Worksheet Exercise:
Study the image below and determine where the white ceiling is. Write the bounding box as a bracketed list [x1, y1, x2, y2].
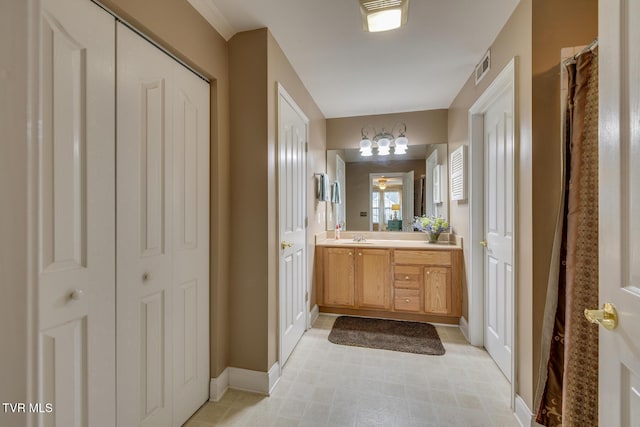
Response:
[191, 0, 520, 118]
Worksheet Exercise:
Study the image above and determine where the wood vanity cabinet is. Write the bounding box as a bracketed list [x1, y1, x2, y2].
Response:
[355, 249, 390, 310]
[317, 245, 462, 323]
[318, 247, 390, 310]
[322, 247, 355, 307]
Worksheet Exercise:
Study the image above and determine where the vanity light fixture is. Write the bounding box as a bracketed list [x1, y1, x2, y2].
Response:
[359, 122, 409, 156]
[360, 0, 409, 33]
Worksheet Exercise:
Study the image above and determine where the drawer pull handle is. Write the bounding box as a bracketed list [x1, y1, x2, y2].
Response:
[358, 253, 362, 256]
[405, 298, 410, 303]
[404, 276, 410, 280]
[348, 252, 352, 256]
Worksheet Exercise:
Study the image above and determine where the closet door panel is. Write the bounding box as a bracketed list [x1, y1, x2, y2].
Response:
[117, 22, 210, 427]
[171, 63, 210, 427]
[117, 23, 174, 427]
[38, 0, 115, 426]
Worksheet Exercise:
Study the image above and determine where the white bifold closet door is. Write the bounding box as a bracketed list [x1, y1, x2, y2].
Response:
[116, 23, 210, 427]
[38, 0, 116, 426]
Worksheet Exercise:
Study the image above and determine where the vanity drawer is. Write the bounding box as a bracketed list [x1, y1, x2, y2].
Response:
[394, 250, 451, 266]
[394, 289, 421, 312]
[394, 266, 421, 289]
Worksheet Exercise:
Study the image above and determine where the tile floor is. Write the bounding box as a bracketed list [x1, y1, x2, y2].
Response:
[184, 315, 518, 427]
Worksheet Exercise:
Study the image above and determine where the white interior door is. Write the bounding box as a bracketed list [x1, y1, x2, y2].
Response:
[38, 0, 116, 425]
[402, 171, 414, 231]
[483, 87, 514, 382]
[278, 85, 308, 366]
[117, 23, 209, 427]
[599, 1, 640, 424]
[336, 154, 346, 228]
[425, 152, 437, 217]
[169, 40, 210, 426]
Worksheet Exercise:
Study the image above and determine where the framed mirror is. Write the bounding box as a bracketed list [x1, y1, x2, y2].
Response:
[326, 143, 448, 232]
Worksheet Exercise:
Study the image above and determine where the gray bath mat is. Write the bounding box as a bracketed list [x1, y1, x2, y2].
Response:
[328, 316, 445, 355]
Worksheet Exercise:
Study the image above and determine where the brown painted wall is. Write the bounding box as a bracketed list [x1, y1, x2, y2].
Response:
[267, 31, 327, 368]
[100, 0, 231, 377]
[448, 0, 534, 406]
[229, 29, 326, 372]
[345, 160, 426, 231]
[228, 29, 270, 371]
[326, 109, 448, 150]
[0, 2, 30, 425]
[448, 0, 597, 410]
[531, 0, 597, 403]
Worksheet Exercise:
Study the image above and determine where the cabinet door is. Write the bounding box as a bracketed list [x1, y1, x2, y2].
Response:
[324, 248, 355, 307]
[356, 249, 391, 309]
[424, 267, 452, 314]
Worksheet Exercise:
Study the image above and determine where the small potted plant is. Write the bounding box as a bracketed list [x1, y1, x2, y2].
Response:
[413, 215, 449, 243]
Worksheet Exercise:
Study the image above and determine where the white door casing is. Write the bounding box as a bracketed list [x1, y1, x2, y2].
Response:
[402, 171, 414, 231]
[426, 151, 437, 217]
[38, 0, 116, 425]
[116, 23, 210, 427]
[468, 59, 517, 407]
[336, 154, 346, 227]
[278, 84, 308, 367]
[599, 1, 640, 425]
[483, 86, 514, 382]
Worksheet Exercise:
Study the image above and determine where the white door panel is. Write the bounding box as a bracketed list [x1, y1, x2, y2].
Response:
[38, 0, 115, 426]
[599, 0, 640, 424]
[483, 88, 514, 381]
[279, 87, 308, 366]
[117, 24, 173, 427]
[171, 61, 210, 426]
[117, 23, 209, 427]
[402, 171, 414, 231]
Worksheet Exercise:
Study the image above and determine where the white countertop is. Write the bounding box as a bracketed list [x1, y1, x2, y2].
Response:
[315, 232, 462, 250]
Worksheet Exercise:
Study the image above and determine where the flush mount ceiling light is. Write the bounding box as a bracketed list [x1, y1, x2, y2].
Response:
[360, 0, 409, 33]
[359, 122, 409, 156]
[377, 177, 388, 190]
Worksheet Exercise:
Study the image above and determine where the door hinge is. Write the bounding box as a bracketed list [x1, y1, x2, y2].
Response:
[305, 216, 308, 228]
[305, 142, 309, 153]
[305, 291, 309, 302]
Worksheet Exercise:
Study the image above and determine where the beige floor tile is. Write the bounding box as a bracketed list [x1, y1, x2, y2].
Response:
[183, 315, 516, 427]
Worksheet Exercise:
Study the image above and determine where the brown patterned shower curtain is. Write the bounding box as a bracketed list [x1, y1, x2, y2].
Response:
[536, 47, 599, 426]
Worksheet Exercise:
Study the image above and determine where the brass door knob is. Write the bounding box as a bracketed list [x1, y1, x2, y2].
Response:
[480, 240, 488, 247]
[281, 241, 294, 250]
[584, 302, 618, 330]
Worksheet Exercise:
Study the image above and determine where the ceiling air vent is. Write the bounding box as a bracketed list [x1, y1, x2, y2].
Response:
[475, 49, 491, 86]
[450, 145, 467, 201]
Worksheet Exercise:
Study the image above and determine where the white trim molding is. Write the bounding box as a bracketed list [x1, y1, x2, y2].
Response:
[310, 304, 320, 327]
[514, 394, 544, 427]
[218, 362, 281, 396]
[459, 316, 470, 343]
[209, 368, 230, 402]
[187, 0, 236, 41]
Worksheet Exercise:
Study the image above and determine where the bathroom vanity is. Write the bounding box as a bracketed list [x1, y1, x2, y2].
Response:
[315, 234, 463, 324]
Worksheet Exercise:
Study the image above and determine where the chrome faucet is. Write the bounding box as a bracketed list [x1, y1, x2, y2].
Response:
[353, 234, 366, 242]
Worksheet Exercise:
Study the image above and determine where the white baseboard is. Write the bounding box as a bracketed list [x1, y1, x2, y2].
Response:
[267, 362, 281, 394]
[459, 316, 470, 343]
[514, 394, 543, 427]
[223, 362, 281, 396]
[209, 368, 229, 402]
[309, 304, 319, 327]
